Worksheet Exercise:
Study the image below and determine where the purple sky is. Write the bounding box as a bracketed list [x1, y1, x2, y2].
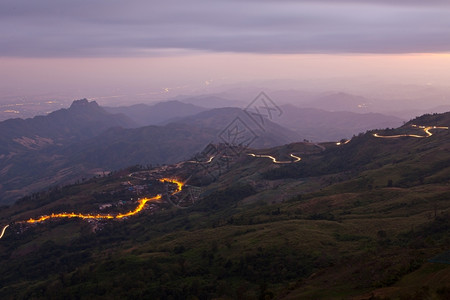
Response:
[1, 0, 450, 104]
[2, 0, 450, 56]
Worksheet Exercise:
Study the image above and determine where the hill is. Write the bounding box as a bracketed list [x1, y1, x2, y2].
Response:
[0, 111, 448, 299]
[277, 104, 404, 141]
[173, 107, 301, 148]
[104, 100, 207, 126]
[0, 99, 136, 155]
[60, 107, 301, 171]
[299, 92, 372, 112]
[0, 104, 301, 204]
[177, 94, 246, 108]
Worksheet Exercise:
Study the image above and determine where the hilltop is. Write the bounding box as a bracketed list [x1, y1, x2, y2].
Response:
[0, 111, 449, 299]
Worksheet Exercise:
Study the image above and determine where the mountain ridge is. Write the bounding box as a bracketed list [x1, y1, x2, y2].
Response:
[104, 100, 207, 126]
[0, 101, 303, 204]
[0, 110, 448, 299]
[0, 98, 136, 155]
[277, 103, 404, 141]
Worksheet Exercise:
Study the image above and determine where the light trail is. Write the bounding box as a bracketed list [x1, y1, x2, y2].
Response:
[187, 156, 215, 164]
[160, 178, 184, 195]
[336, 140, 350, 146]
[25, 213, 114, 223]
[373, 125, 448, 139]
[248, 153, 301, 164]
[373, 133, 426, 139]
[115, 195, 161, 219]
[0, 225, 9, 239]
[20, 178, 183, 224]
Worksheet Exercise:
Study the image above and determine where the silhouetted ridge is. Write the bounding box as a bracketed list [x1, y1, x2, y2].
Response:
[69, 99, 101, 111]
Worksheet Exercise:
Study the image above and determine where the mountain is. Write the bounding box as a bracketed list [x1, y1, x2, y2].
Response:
[0, 111, 448, 299]
[0, 99, 136, 155]
[177, 94, 246, 108]
[0, 99, 136, 203]
[172, 107, 301, 148]
[104, 100, 207, 126]
[299, 92, 373, 112]
[60, 123, 219, 170]
[0, 105, 300, 204]
[277, 104, 404, 141]
[63, 107, 301, 171]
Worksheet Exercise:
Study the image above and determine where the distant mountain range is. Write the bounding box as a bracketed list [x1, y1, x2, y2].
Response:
[104, 100, 207, 126]
[0, 99, 136, 156]
[0, 100, 299, 204]
[298, 92, 373, 113]
[0, 98, 421, 203]
[277, 104, 404, 141]
[176, 94, 246, 108]
[171, 107, 301, 148]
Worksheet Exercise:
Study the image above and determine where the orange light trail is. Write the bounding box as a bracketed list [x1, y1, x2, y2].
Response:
[115, 195, 161, 219]
[160, 178, 184, 194]
[26, 212, 115, 223]
[20, 178, 184, 224]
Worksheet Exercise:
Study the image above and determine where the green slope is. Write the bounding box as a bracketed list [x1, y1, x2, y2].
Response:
[0, 112, 449, 299]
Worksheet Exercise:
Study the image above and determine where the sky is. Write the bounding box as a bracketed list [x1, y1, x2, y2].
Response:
[1, 0, 450, 104]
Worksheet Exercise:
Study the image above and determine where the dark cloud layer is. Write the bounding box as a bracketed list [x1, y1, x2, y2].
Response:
[1, 0, 450, 57]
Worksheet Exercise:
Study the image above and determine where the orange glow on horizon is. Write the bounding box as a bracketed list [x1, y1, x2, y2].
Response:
[3, 52, 450, 101]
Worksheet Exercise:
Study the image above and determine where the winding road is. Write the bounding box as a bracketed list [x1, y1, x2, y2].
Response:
[187, 156, 215, 164]
[247, 153, 301, 164]
[373, 124, 448, 139]
[15, 178, 183, 225]
[3, 123, 447, 236]
[247, 124, 448, 164]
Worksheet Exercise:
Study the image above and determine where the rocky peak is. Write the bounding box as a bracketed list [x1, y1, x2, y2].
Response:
[69, 99, 100, 111]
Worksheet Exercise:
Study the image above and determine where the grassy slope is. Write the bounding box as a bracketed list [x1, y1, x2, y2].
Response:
[0, 113, 449, 299]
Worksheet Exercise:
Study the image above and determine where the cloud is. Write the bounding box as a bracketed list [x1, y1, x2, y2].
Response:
[1, 0, 450, 57]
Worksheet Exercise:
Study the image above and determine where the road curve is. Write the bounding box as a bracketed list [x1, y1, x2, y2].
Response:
[373, 125, 448, 139]
[20, 178, 183, 225]
[187, 156, 215, 164]
[0, 224, 9, 239]
[248, 153, 301, 164]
